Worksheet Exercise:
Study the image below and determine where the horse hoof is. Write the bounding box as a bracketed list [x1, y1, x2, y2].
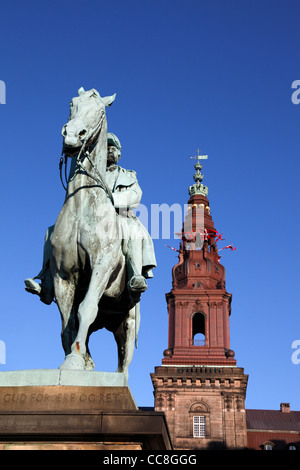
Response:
[59, 353, 85, 370]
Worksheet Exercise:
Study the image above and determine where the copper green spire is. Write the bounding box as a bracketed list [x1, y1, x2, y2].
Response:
[188, 149, 208, 197]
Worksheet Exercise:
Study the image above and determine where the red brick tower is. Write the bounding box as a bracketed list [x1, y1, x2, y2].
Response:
[151, 152, 248, 450]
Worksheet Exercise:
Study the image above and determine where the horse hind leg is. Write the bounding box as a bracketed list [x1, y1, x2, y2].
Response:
[113, 303, 140, 378]
[83, 333, 95, 370]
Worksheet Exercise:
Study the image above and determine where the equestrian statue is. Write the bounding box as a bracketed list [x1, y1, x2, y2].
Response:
[24, 87, 156, 375]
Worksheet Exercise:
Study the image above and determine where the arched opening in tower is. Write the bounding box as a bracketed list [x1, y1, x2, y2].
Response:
[192, 312, 205, 346]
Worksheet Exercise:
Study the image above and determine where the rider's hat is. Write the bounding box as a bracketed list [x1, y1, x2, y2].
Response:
[107, 133, 121, 150]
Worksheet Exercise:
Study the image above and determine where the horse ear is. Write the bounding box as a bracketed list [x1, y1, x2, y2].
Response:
[102, 93, 116, 107]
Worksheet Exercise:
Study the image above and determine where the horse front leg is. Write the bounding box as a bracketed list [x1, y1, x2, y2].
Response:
[59, 258, 114, 370]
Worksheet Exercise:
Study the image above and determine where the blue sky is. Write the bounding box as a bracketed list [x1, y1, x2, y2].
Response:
[1, 0, 300, 411]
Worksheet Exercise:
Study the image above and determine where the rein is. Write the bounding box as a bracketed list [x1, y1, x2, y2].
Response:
[59, 113, 114, 204]
[59, 152, 68, 191]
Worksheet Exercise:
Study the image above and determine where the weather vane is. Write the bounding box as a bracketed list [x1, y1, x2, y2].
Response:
[188, 148, 208, 197]
[190, 148, 208, 163]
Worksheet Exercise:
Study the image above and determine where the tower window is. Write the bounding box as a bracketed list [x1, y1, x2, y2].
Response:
[193, 415, 206, 438]
[192, 312, 205, 346]
[189, 402, 210, 438]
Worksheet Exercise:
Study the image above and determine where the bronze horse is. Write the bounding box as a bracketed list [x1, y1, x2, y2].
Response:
[50, 88, 140, 374]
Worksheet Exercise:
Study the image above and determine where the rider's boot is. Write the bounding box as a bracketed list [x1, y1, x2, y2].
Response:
[24, 278, 41, 296]
[127, 275, 147, 305]
[128, 275, 148, 294]
[24, 271, 54, 305]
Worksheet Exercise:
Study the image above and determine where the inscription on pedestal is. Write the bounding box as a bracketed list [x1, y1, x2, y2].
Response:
[0, 386, 136, 412]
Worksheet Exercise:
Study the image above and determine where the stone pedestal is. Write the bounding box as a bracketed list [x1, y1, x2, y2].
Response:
[0, 370, 172, 450]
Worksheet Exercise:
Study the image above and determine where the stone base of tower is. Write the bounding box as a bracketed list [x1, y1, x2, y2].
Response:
[151, 365, 248, 450]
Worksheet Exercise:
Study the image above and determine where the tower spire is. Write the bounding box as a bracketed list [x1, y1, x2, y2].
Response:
[178, 149, 216, 254]
[161, 152, 236, 365]
[189, 149, 208, 197]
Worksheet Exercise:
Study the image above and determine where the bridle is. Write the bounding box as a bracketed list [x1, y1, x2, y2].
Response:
[59, 111, 114, 204]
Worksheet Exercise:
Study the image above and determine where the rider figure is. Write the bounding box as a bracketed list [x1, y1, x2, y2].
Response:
[25, 133, 156, 304]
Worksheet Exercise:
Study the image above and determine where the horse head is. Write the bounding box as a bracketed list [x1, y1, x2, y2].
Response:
[62, 87, 116, 152]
